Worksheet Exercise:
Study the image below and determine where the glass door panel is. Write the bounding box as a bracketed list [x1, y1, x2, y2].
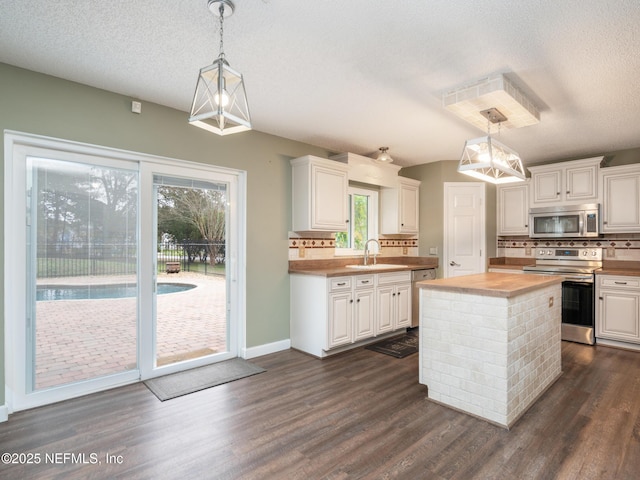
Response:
[153, 175, 229, 368]
[27, 157, 138, 391]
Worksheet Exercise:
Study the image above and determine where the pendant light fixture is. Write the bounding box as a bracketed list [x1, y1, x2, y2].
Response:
[189, 0, 251, 135]
[457, 108, 526, 184]
[375, 147, 394, 163]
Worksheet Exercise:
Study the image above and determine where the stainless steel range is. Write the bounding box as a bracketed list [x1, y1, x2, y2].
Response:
[523, 247, 602, 345]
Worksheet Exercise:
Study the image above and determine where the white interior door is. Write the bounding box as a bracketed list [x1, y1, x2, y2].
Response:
[443, 182, 486, 278]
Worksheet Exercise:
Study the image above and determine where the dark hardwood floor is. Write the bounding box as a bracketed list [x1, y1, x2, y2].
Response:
[1, 341, 639, 479]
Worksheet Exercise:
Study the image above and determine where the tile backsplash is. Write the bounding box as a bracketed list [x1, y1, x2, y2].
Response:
[498, 234, 640, 261]
[288, 233, 419, 260]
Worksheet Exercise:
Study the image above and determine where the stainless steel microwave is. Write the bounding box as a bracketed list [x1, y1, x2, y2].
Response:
[529, 204, 600, 238]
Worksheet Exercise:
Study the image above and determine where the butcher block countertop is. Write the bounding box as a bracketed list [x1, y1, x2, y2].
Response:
[487, 257, 534, 271]
[418, 272, 562, 298]
[288, 257, 438, 277]
[597, 260, 640, 277]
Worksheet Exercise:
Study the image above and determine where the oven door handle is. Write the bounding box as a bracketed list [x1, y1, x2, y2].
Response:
[562, 275, 594, 283]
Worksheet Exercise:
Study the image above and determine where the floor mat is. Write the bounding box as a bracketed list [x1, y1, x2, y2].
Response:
[365, 330, 418, 358]
[144, 358, 265, 401]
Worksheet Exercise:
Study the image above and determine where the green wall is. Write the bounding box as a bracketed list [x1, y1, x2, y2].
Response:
[0, 63, 331, 405]
[401, 160, 497, 276]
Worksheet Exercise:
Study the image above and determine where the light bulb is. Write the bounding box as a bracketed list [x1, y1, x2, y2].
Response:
[214, 89, 229, 107]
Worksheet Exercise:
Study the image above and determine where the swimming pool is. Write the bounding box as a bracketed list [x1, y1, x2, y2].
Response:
[36, 283, 197, 301]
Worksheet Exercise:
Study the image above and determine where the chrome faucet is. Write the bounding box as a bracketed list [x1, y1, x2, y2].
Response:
[363, 239, 380, 266]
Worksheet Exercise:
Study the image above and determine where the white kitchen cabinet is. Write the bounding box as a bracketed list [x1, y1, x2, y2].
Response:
[529, 157, 602, 206]
[353, 286, 376, 341]
[600, 164, 640, 233]
[596, 275, 640, 345]
[291, 155, 349, 232]
[379, 177, 421, 234]
[376, 271, 411, 334]
[496, 182, 530, 235]
[327, 289, 353, 349]
[290, 272, 409, 357]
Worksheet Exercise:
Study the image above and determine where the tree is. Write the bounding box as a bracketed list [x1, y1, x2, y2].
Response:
[156, 186, 226, 265]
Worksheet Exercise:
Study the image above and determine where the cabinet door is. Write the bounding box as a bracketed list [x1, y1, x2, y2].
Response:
[532, 170, 562, 204]
[312, 164, 349, 231]
[566, 165, 598, 202]
[394, 284, 412, 329]
[602, 171, 640, 233]
[497, 183, 529, 235]
[399, 183, 419, 233]
[597, 290, 640, 343]
[353, 289, 375, 341]
[376, 286, 394, 334]
[327, 291, 353, 349]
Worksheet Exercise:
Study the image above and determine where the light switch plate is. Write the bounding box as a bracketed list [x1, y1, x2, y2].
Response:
[429, 247, 438, 255]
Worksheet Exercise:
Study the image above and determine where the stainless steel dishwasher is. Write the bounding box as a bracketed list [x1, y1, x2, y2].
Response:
[411, 268, 436, 327]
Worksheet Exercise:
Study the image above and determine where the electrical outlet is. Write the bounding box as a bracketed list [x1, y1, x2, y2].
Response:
[607, 246, 615, 258]
[525, 246, 532, 256]
[429, 247, 438, 255]
[402, 246, 408, 255]
[299, 245, 305, 258]
[549, 296, 554, 307]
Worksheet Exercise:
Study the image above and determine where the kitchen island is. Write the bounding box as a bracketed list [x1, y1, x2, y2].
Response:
[418, 272, 563, 429]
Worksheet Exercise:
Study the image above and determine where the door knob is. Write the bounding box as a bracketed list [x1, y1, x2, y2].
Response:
[449, 261, 460, 267]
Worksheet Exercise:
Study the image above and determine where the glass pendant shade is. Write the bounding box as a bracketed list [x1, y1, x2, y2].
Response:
[189, 57, 251, 135]
[458, 135, 526, 184]
[375, 147, 393, 163]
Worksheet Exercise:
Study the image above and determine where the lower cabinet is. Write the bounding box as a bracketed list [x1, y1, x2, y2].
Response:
[291, 271, 411, 357]
[376, 272, 411, 334]
[596, 275, 640, 345]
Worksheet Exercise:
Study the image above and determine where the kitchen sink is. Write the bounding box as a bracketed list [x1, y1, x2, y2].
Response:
[345, 264, 408, 270]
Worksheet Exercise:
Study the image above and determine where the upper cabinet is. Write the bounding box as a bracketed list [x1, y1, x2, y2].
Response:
[380, 177, 421, 234]
[528, 157, 602, 206]
[497, 181, 530, 235]
[600, 164, 640, 233]
[291, 156, 349, 232]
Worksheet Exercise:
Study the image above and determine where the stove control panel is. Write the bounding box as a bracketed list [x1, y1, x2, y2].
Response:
[535, 248, 602, 261]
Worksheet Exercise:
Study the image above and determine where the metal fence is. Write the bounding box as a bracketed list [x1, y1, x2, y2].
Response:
[37, 241, 225, 278]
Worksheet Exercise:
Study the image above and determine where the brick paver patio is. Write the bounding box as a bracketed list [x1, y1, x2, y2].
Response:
[35, 272, 226, 389]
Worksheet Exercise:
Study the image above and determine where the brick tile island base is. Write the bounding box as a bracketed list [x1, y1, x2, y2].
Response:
[418, 272, 563, 429]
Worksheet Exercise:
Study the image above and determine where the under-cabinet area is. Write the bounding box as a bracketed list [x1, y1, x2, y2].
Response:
[290, 270, 412, 357]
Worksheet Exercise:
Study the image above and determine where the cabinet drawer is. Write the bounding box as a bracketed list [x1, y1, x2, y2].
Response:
[329, 277, 352, 291]
[355, 275, 375, 289]
[599, 275, 640, 289]
[377, 271, 411, 285]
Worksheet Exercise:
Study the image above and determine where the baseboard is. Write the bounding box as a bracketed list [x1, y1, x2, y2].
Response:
[596, 337, 640, 352]
[242, 339, 291, 359]
[0, 403, 8, 423]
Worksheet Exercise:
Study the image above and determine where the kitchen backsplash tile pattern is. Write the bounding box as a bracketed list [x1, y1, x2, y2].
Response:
[288, 234, 419, 260]
[498, 234, 640, 261]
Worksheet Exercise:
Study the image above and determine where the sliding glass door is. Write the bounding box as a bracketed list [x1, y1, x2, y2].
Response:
[146, 171, 235, 375]
[27, 157, 139, 392]
[6, 133, 244, 411]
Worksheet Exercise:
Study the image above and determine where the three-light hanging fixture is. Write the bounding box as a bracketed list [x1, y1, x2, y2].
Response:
[457, 108, 526, 184]
[189, 0, 251, 135]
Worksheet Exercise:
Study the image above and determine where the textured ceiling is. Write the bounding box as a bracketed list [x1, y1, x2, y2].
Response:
[1, 0, 640, 167]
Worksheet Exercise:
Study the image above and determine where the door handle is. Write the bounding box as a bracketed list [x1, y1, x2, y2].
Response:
[449, 261, 460, 267]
